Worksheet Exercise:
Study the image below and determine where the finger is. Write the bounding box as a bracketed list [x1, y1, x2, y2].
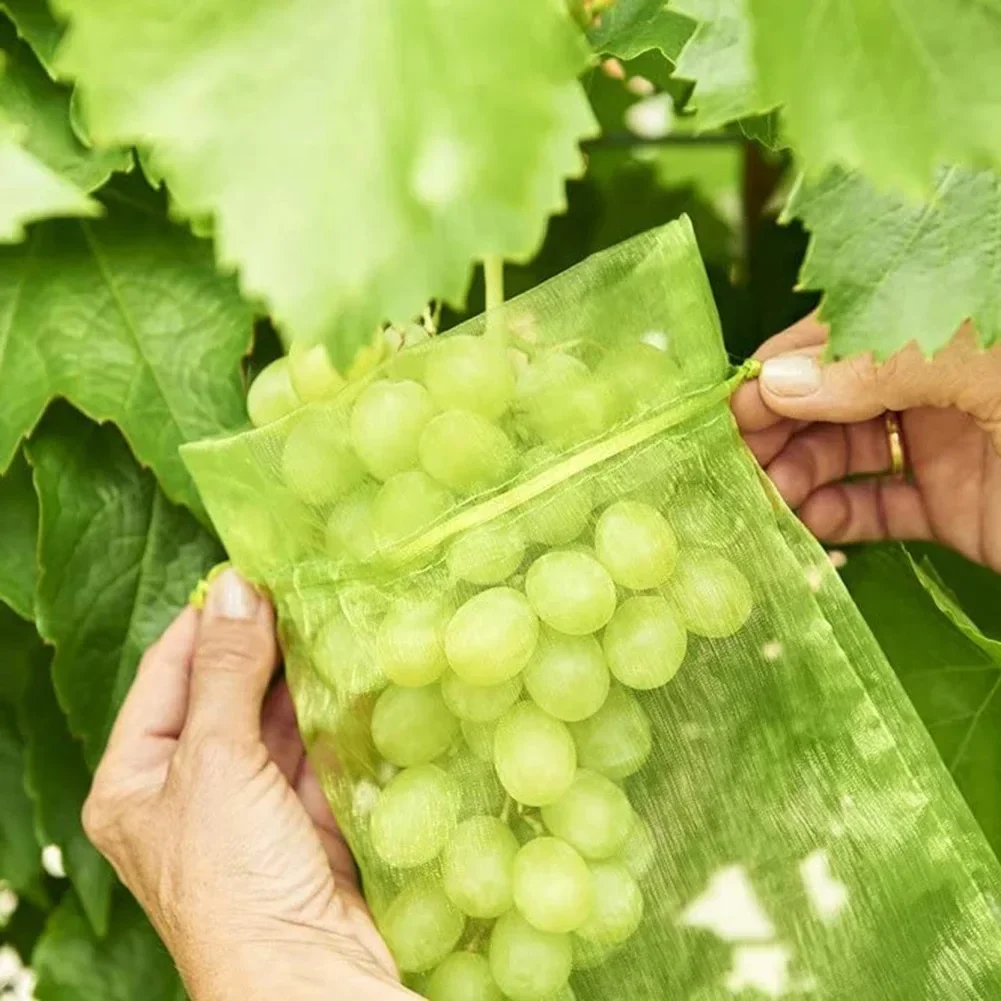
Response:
[766, 419, 891, 508]
[261, 678, 304, 784]
[753, 313, 829, 360]
[799, 481, 933, 545]
[184, 569, 278, 743]
[104, 606, 200, 762]
[294, 761, 358, 889]
[742, 421, 798, 467]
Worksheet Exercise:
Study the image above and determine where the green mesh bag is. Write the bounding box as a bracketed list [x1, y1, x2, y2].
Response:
[182, 219, 1001, 1000]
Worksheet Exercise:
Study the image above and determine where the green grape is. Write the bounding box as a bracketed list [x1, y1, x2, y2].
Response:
[419, 411, 517, 495]
[281, 410, 366, 506]
[377, 596, 452, 686]
[350, 379, 436, 480]
[441, 670, 523, 722]
[667, 486, 744, 548]
[569, 686, 651, 781]
[461, 719, 498, 762]
[571, 934, 617, 970]
[380, 879, 465, 973]
[449, 751, 506, 817]
[521, 485, 594, 546]
[288, 342, 345, 403]
[489, 911, 572, 1001]
[594, 500, 679, 590]
[667, 550, 752, 638]
[494, 704, 576, 807]
[541, 770, 632, 861]
[370, 765, 458, 868]
[371, 471, 453, 548]
[596, 341, 681, 415]
[524, 629, 610, 722]
[372, 685, 459, 767]
[325, 483, 379, 561]
[602, 596, 687, 690]
[513, 837, 594, 934]
[616, 814, 656, 879]
[447, 519, 526, 585]
[576, 862, 643, 946]
[525, 551, 617, 636]
[427, 952, 503, 1001]
[247, 356, 302, 427]
[314, 614, 386, 696]
[442, 816, 518, 918]
[423, 334, 515, 420]
[445, 587, 539, 685]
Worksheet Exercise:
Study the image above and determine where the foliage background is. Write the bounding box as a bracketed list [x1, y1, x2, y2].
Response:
[1, 0, 1001, 996]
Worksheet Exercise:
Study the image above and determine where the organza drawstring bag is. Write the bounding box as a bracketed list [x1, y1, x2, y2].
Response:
[182, 218, 1001, 1000]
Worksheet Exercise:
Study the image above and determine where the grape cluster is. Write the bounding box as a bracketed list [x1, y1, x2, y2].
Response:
[251, 332, 752, 1001]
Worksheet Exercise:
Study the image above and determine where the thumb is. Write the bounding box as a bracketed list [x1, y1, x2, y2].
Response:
[186, 568, 278, 742]
[757, 323, 1001, 425]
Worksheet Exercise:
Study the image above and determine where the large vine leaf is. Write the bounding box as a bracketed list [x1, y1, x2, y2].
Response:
[0, 449, 37, 620]
[789, 166, 1001, 359]
[0, 179, 253, 517]
[27, 406, 222, 769]
[0, 17, 129, 191]
[588, 0, 695, 61]
[843, 545, 1001, 856]
[747, 0, 1001, 191]
[53, 0, 597, 367]
[0, 603, 39, 703]
[0, 0, 62, 74]
[0, 702, 43, 902]
[33, 890, 185, 1001]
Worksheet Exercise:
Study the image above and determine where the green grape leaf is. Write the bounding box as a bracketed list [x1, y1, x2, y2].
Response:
[0, 603, 39, 703]
[33, 890, 185, 1001]
[27, 406, 222, 769]
[54, 0, 597, 368]
[0, 449, 38, 620]
[0, 702, 43, 902]
[0, 18, 129, 191]
[673, 0, 770, 130]
[0, 180, 253, 518]
[789, 166, 1001, 359]
[588, 0, 695, 61]
[20, 654, 114, 936]
[0, 0, 62, 74]
[747, 0, 1001, 191]
[843, 545, 1001, 856]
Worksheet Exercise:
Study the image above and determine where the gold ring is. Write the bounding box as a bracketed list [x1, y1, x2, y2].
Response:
[884, 411, 907, 480]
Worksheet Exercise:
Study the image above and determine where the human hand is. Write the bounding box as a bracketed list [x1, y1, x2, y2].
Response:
[731, 316, 1001, 572]
[82, 569, 416, 1001]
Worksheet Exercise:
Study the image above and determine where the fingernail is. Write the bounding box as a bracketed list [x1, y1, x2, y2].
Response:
[761, 353, 821, 396]
[207, 569, 259, 621]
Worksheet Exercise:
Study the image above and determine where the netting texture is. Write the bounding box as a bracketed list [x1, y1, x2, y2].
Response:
[183, 220, 1001, 1000]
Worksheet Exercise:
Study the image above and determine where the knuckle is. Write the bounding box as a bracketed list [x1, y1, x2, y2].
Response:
[194, 628, 262, 677]
[81, 783, 122, 849]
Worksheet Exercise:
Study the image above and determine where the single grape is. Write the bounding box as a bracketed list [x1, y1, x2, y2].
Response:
[489, 911, 572, 1001]
[350, 379, 436, 481]
[541, 770, 632, 861]
[288, 342, 345, 403]
[569, 686, 651, 781]
[370, 765, 458, 868]
[441, 670, 523, 722]
[513, 837, 594, 934]
[461, 719, 498, 762]
[616, 814, 656, 879]
[517, 448, 594, 546]
[667, 486, 744, 548]
[445, 588, 539, 686]
[419, 411, 517, 495]
[379, 879, 465, 973]
[525, 551, 617, 636]
[524, 629, 610, 722]
[371, 471, 452, 548]
[377, 596, 452, 686]
[442, 816, 518, 918]
[314, 614, 386, 696]
[667, 551, 752, 638]
[571, 934, 617, 970]
[247, 356, 302, 427]
[494, 704, 576, 807]
[447, 519, 526, 585]
[449, 751, 506, 817]
[372, 685, 459, 767]
[423, 334, 515, 420]
[594, 500, 679, 590]
[426, 952, 503, 1001]
[281, 410, 366, 506]
[602, 596, 687, 690]
[325, 483, 379, 561]
[576, 862, 643, 946]
[596, 341, 681, 415]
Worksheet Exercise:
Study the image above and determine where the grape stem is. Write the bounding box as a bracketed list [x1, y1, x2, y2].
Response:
[500, 795, 514, 824]
[483, 256, 505, 312]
